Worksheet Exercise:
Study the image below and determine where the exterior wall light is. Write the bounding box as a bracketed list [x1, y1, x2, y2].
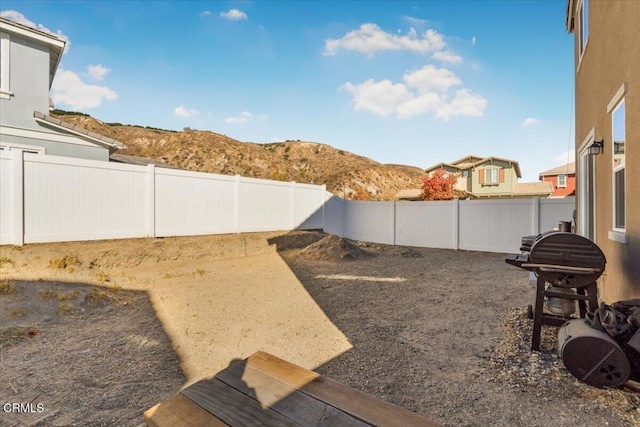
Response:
[588, 140, 604, 156]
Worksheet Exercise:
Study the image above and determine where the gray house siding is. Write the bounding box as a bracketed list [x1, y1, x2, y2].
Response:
[0, 22, 112, 162]
[0, 36, 49, 129]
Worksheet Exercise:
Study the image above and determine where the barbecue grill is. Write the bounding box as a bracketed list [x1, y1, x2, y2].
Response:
[505, 230, 604, 351]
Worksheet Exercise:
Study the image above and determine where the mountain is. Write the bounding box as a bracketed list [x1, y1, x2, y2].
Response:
[52, 112, 425, 200]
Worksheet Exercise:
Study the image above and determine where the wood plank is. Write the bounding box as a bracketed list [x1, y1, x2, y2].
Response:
[246, 352, 440, 427]
[215, 357, 370, 427]
[144, 393, 228, 427]
[180, 377, 300, 427]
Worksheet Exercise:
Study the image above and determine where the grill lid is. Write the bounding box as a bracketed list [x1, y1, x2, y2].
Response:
[528, 232, 606, 288]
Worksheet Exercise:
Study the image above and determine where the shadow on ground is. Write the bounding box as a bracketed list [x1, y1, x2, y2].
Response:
[0, 279, 185, 427]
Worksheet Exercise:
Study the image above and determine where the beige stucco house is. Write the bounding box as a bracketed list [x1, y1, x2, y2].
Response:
[396, 155, 552, 200]
[566, 0, 640, 302]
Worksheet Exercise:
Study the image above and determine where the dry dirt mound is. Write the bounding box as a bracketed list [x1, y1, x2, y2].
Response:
[296, 235, 373, 261]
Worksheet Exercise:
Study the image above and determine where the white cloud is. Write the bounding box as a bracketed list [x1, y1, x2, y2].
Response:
[472, 36, 477, 45]
[522, 117, 542, 127]
[403, 65, 461, 93]
[199, 10, 211, 18]
[51, 67, 117, 110]
[174, 105, 200, 118]
[86, 64, 110, 81]
[436, 89, 487, 120]
[341, 80, 413, 117]
[554, 149, 575, 164]
[402, 16, 427, 26]
[220, 8, 247, 21]
[324, 23, 445, 57]
[430, 50, 462, 64]
[341, 65, 486, 120]
[0, 10, 71, 52]
[225, 111, 253, 124]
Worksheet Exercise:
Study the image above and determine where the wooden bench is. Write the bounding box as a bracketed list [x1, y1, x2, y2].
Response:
[145, 351, 439, 426]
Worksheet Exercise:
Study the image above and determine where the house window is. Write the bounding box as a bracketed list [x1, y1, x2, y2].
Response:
[484, 168, 499, 185]
[558, 174, 567, 188]
[0, 32, 10, 98]
[578, 0, 589, 57]
[462, 170, 469, 178]
[612, 99, 625, 230]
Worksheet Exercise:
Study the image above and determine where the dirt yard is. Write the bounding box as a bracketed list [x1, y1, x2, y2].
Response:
[1, 231, 638, 426]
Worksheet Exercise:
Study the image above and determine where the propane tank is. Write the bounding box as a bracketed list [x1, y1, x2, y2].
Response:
[545, 285, 577, 315]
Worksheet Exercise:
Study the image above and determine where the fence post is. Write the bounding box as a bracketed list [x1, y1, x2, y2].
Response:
[321, 185, 326, 231]
[11, 150, 24, 246]
[392, 201, 397, 245]
[290, 181, 296, 230]
[147, 164, 156, 237]
[532, 197, 540, 235]
[235, 174, 241, 233]
[453, 198, 460, 250]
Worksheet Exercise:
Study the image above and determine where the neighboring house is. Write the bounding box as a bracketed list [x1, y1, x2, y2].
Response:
[566, 0, 639, 302]
[539, 162, 576, 197]
[395, 155, 552, 200]
[0, 17, 125, 160]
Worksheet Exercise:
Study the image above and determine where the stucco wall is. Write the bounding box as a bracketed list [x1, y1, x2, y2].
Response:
[0, 35, 50, 129]
[470, 159, 517, 194]
[573, 0, 640, 301]
[542, 174, 576, 197]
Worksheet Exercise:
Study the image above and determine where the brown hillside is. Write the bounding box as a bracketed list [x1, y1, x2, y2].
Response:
[53, 113, 425, 200]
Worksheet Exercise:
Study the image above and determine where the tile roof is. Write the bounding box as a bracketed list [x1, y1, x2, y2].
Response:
[539, 162, 576, 178]
[34, 111, 126, 151]
[109, 154, 178, 169]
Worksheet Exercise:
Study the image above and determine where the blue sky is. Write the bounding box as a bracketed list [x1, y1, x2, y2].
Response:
[1, 1, 576, 182]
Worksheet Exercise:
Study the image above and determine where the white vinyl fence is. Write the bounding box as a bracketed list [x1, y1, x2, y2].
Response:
[1, 150, 576, 253]
[0, 151, 325, 245]
[324, 195, 576, 254]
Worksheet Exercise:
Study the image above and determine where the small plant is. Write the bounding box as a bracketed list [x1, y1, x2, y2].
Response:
[58, 303, 74, 315]
[86, 287, 110, 305]
[10, 309, 27, 318]
[0, 257, 14, 267]
[0, 279, 16, 295]
[193, 269, 206, 277]
[40, 289, 56, 300]
[338, 150, 345, 155]
[284, 145, 291, 153]
[57, 291, 80, 301]
[95, 270, 110, 282]
[48, 255, 80, 269]
[0, 325, 38, 347]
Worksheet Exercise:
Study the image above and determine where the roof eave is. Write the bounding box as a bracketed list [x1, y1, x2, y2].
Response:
[566, 0, 576, 33]
[34, 112, 126, 153]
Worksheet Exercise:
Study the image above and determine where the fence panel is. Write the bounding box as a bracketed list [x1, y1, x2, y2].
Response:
[237, 177, 294, 233]
[540, 198, 575, 233]
[293, 183, 324, 230]
[323, 194, 345, 237]
[23, 154, 147, 243]
[395, 201, 456, 249]
[0, 153, 13, 244]
[458, 199, 534, 253]
[343, 200, 395, 244]
[155, 169, 236, 236]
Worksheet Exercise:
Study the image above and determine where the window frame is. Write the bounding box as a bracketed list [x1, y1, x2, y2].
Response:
[576, 0, 589, 71]
[484, 167, 499, 185]
[611, 98, 625, 233]
[0, 31, 10, 99]
[557, 174, 567, 188]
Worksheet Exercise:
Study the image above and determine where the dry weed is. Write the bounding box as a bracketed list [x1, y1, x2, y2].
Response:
[0, 257, 14, 267]
[57, 291, 80, 301]
[0, 325, 38, 347]
[40, 289, 56, 300]
[0, 279, 16, 295]
[58, 303, 74, 315]
[10, 308, 27, 318]
[48, 255, 80, 269]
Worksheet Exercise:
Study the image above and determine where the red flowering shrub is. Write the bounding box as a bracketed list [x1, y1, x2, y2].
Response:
[421, 168, 458, 200]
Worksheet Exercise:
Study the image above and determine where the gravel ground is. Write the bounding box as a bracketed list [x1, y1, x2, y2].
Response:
[276, 235, 639, 427]
[1, 231, 638, 426]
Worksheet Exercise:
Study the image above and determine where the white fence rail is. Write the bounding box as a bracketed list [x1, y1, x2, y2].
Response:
[324, 195, 575, 253]
[0, 151, 325, 245]
[1, 150, 575, 254]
